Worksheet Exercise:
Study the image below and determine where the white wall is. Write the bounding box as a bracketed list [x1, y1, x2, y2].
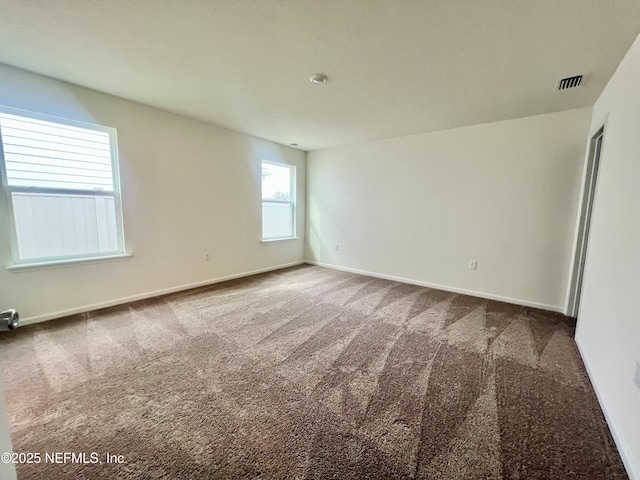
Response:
[306, 108, 591, 311]
[0, 64, 305, 323]
[575, 34, 640, 480]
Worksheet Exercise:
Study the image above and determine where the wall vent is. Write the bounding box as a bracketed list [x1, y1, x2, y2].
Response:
[556, 75, 583, 91]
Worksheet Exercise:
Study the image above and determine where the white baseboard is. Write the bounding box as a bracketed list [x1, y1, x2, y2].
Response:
[20, 260, 305, 326]
[575, 336, 638, 480]
[304, 260, 564, 313]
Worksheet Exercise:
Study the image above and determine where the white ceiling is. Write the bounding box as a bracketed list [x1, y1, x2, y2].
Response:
[1, 1, 639, 151]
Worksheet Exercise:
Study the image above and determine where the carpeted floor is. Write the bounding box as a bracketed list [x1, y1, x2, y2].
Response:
[0, 265, 627, 479]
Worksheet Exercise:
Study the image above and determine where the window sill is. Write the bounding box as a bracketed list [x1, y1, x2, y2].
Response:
[6, 253, 133, 273]
[260, 237, 299, 244]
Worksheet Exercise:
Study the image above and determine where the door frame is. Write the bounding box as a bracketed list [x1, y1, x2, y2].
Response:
[565, 120, 607, 318]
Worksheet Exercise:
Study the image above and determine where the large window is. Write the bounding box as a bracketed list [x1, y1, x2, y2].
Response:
[261, 161, 295, 240]
[0, 107, 126, 265]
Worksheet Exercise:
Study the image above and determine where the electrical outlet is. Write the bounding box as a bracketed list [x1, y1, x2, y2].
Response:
[634, 362, 640, 390]
[469, 260, 478, 270]
[204, 252, 210, 261]
[334, 244, 339, 252]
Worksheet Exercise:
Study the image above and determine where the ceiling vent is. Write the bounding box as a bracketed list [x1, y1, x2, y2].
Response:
[556, 75, 583, 91]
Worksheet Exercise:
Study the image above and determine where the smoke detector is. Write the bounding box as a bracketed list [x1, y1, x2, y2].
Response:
[556, 75, 584, 91]
[310, 73, 329, 85]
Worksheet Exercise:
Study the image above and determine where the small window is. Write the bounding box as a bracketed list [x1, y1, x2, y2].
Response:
[0, 107, 126, 264]
[262, 161, 295, 240]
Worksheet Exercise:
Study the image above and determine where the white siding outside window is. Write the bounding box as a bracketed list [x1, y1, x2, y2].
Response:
[0, 107, 125, 265]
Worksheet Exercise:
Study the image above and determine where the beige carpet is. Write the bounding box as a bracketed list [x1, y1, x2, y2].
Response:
[0, 265, 627, 479]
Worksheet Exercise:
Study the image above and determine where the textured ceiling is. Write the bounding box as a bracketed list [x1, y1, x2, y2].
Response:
[0, 0, 639, 151]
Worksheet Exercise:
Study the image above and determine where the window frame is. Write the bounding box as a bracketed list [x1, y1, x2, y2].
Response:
[0, 105, 127, 267]
[261, 160, 296, 242]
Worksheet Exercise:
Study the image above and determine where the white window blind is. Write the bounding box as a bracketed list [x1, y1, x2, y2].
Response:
[0, 107, 125, 264]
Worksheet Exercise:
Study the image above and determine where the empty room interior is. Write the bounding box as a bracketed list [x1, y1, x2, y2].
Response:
[1, 1, 640, 479]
